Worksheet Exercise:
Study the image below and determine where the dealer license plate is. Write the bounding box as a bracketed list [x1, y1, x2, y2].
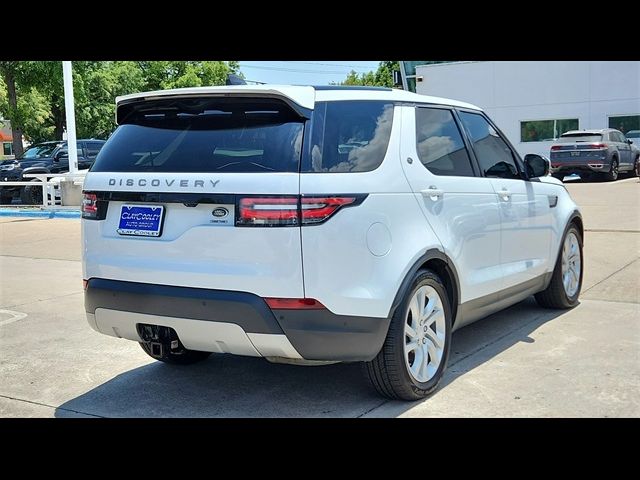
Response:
[117, 204, 165, 237]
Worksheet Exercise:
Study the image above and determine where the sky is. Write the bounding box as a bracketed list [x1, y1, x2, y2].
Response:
[237, 61, 381, 85]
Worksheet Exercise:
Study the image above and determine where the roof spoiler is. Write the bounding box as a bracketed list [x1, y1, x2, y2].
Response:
[226, 74, 246, 86]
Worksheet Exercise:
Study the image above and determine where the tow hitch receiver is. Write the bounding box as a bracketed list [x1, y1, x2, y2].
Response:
[137, 324, 185, 357]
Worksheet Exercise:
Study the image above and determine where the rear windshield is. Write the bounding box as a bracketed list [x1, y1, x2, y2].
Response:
[91, 98, 304, 173]
[558, 133, 602, 143]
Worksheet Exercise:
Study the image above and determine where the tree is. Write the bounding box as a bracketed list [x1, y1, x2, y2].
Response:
[0, 62, 25, 157]
[338, 61, 400, 88]
[0, 61, 241, 148]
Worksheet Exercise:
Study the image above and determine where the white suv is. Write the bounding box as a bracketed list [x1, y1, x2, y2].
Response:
[81, 85, 583, 400]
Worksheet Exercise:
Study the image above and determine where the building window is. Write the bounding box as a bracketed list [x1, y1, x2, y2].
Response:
[608, 115, 640, 135]
[520, 119, 579, 143]
[3, 142, 12, 156]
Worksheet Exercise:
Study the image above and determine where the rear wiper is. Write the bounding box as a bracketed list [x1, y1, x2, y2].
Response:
[215, 161, 275, 171]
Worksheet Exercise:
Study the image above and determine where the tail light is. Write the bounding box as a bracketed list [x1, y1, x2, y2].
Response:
[81, 193, 98, 219]
[550, 145, 562, 151]
[590, 143, 606, 149]
[264, 297, 326, 310]
[301, 196, 357, 224]
[236, 195, 365, 227]
[237, 196, 299, 226]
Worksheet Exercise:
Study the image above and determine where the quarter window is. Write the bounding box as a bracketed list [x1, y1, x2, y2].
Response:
[304, 101, 394, 173]
[459, 111, 520, 180]
[415, 107, 474, 177]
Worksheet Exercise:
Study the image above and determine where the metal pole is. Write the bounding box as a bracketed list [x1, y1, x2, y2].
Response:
[62, 61, 78, 174]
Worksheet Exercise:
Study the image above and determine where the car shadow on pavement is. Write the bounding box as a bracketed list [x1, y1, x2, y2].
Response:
[55, 297, 569, 418]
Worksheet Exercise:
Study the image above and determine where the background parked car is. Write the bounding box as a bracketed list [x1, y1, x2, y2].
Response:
[549, 129, 639, 181]
[0, 139, 105, 205]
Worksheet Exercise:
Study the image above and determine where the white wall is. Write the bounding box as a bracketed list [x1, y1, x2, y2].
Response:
[415, 61, 640, 158]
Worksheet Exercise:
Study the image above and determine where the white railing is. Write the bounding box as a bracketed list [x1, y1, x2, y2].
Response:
[0, 173, 85, 208]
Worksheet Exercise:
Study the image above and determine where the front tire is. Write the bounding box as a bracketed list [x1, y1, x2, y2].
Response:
[535, 224, 583, 309]
[0, 191, 12, 205]
[365, 269, 452, 401]
[20, 179, 44, 205]
[139, 342, 211, 365]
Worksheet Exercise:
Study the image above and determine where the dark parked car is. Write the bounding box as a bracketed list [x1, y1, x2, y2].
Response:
[549, 129, 639, 181]
[0, 139, 106, 204]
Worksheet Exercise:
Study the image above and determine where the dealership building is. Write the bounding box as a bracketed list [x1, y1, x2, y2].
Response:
[400, 61, 640, 158]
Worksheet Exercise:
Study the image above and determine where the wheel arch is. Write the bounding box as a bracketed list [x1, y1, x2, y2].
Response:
[388, 249, 461, 329]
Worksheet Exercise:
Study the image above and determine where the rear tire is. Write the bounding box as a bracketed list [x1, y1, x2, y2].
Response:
[634, 156, 640, 177]
[535, 224, 583, 309]
[365, 269, 452, 401]
[20, 179, 43, 205]
[139, 342, 211, 365]
[604, 158, 619, 181]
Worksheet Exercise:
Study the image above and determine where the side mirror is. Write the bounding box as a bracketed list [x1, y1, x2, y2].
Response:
[524, 153, 549, 178]
[628, 139, 633, 145]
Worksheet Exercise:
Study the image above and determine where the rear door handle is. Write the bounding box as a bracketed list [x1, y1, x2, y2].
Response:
[498, 188, 511, 201]
[421, 186, 444, 200]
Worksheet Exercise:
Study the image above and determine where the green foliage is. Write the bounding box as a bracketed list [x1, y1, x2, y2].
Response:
[0, 61, 239, 144]
[339, 61, 400, 88]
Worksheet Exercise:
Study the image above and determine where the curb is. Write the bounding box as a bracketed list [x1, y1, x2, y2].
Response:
[0, 209, 81, 219]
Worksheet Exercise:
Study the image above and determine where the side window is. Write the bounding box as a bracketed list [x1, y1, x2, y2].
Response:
[616, 132, 626, 143]
[86, 142, 103, 159]
[57, 142, 84, 158]
[415, 107, 474, 177]
[458, 111, 520, 180]
[304, 101, 394, 173]
[609, 132, 618, 142]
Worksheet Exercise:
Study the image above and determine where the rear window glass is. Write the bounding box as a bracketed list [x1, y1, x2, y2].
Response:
[558, 134, 602, 143]
[91, 98, 304, 173]
[303, 101, 394, 173]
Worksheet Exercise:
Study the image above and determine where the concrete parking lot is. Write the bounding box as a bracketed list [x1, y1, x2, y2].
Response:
[0, 177, 638, 417]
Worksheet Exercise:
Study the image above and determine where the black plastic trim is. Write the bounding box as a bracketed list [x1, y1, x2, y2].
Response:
[85, 278, 284, 335]
[388, 249, 461, 325]
[456, 273, 551, 329]
[274, 309, 389, 362]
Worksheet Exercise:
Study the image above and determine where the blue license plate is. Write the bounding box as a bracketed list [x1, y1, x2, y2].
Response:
[117, 204, 165, 237]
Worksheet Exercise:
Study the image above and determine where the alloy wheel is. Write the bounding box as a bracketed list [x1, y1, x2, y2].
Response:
[404, 285, 446, 383]
[561, 232, 581, 298]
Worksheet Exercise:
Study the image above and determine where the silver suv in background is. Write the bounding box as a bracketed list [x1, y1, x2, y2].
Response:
[549, 128, 639, 181]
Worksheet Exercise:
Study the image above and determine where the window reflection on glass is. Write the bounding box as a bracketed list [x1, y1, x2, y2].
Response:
[520, 119, 579, 142]
[415, 108, 474, 177]
[608, 115, 640, 136]
[459, 111, 520, 179]
[308, 101, 394, 173]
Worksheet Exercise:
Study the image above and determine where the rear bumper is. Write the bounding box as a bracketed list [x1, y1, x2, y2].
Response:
[84, 278, 388, 362]
[550, 163, 611, 174]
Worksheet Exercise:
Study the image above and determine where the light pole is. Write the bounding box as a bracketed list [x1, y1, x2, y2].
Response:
[62, 61, 78, 174]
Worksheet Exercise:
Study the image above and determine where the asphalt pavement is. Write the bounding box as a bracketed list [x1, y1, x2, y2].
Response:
[0, 176, 638, 417]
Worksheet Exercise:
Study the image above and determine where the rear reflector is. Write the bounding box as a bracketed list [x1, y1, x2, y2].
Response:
[264, 298, 326, 310]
